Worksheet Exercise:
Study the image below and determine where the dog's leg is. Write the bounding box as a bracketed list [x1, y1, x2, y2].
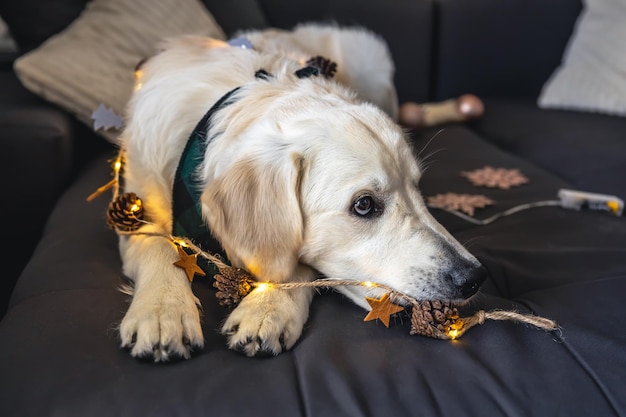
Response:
[118, 226, 204, 361]
[221, 264, 315, 357]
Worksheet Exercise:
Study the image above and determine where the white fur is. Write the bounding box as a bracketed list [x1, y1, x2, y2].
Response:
[117, 24, 483, 360]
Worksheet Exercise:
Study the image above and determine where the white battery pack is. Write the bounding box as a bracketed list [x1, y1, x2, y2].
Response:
[558, 189, 624, 216]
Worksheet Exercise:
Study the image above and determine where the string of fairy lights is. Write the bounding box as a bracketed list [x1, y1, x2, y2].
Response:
[86, 133, 559, 341]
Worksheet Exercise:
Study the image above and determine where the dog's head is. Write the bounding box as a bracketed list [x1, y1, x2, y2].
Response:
[200, 75, 485, 309]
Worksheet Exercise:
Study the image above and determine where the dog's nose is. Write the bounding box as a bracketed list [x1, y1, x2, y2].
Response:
[449, 264, 487, 299]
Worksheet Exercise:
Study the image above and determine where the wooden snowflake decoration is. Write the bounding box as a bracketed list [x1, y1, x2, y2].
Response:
[427, 193, 494, 216]
[461, 166, 529, 189]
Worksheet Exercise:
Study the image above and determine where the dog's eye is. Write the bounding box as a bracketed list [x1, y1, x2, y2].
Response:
[352, 195, 378, 217]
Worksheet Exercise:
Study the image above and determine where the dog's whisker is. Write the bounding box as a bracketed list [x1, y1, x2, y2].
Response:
[461, 236, 484, 249]
[417, 156, 442, 175]
[416, 148, 447, 176]
[415, 128, 446, 159]
[420, 147, 446, 163]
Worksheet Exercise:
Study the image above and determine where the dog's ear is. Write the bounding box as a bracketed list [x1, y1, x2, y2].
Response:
[201, 154, 304, 282]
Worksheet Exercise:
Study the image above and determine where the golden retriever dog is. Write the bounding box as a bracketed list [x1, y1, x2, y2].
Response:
[118, 23, 486, 361]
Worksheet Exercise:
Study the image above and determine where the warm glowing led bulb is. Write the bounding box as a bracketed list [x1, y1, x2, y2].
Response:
[362, 281, 377, 287]
[256, 283, 272, 292]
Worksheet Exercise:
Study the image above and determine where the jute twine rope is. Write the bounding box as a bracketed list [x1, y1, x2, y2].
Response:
[240, 278, 560, 338]
[96, 150, 560, 340]
[117, 230, 560, 339]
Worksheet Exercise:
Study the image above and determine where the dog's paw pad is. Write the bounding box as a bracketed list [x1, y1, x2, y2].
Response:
[221, 289, 307, 357]
[120, 331, 137, 349]
[233, 335, 255, 354]
[119, 295, 204, 362]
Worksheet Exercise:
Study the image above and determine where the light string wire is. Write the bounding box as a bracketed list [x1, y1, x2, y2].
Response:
[427, 200, 562, 225]
[116, 226, 563, 339]
[91, 147, 560, 340]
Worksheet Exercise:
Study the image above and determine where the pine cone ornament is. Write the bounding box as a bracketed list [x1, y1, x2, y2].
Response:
[107, 192, 144, 231]
[410, 300, 461, 339]
[213, 265, 256, 307]
[305, 56, 338, 78]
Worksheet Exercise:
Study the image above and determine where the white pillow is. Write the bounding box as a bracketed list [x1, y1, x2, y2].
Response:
[14, 0, 226, 143]
[538, 0, 626, 117]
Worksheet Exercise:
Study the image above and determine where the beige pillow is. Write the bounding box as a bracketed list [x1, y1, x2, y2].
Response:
[538, 0, 626, 117]
[14, 0, 226, 143]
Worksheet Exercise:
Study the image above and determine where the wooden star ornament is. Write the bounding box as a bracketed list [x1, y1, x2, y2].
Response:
[173, 246, 206, 282]
[363, 292, 405, 327]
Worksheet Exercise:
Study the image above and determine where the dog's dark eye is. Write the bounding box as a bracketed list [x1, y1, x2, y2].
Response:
[352, 195, 378, 217]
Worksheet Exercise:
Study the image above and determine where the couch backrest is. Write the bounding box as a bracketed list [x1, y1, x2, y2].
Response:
[1, 0, 582, 104]
[255, 0, 583, 102]
[434, 0, 582, 100]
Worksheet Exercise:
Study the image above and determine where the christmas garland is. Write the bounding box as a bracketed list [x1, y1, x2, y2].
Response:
[89, 149, 560, 341]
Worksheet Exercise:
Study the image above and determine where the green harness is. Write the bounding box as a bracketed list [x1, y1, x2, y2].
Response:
[171, 87, 241, 275]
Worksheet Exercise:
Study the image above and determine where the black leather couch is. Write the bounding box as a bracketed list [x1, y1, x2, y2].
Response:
[2, 1, 626, 416]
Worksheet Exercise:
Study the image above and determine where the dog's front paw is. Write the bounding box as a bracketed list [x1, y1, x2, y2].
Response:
[221, 287, 310, 357]
[119, 289, 204, 362]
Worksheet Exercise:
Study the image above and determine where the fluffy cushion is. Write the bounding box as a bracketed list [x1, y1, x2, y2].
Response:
[538, 0, 626, 116]
[13, 0, 225, 143]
